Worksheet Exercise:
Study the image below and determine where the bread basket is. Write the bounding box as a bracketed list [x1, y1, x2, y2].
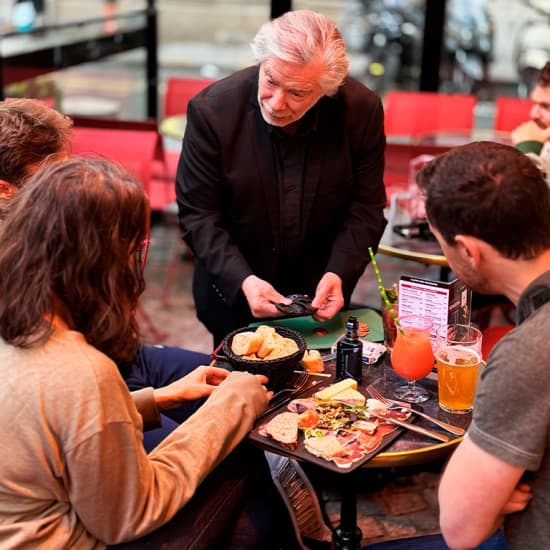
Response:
[222, 326, 307, 390]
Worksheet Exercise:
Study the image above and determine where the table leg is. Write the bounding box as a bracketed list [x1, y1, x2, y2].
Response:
[333, 479, 362, 550]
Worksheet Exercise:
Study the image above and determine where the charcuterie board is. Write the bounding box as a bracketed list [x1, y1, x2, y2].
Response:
[249, 381, 412, 473]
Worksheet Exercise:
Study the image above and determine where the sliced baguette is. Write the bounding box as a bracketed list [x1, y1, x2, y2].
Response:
[265, 412, 299, 449]
[231, 331, 263, 356]
[304, 435, 346, 461]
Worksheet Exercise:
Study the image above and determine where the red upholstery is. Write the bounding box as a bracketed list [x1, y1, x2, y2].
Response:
[71, 126, 164, 204]
[384, 91, 476, 139]
[163, 77, 216, 118]
[493, 97, 532, 132]
[481, 325, 515, 360]
[384, 142, 451, 205]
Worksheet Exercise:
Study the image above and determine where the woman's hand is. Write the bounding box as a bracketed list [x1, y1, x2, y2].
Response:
[153, 365, 230, 410]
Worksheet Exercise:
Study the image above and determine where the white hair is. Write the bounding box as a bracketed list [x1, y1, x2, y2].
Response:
[250, 10, 349, 96]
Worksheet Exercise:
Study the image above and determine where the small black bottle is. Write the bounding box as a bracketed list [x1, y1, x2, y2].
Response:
[336, 316, 363, 384]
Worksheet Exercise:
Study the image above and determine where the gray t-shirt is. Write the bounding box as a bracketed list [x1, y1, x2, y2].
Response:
[468, 271, 550, 550]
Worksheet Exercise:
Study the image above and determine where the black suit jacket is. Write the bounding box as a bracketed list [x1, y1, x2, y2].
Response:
[176, 66, 387, 341]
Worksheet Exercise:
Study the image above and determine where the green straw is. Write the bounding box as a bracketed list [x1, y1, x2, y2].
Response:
[368, 247, 403, 335]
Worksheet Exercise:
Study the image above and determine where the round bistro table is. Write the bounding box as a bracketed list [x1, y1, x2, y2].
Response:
[250, 355, 470, 549]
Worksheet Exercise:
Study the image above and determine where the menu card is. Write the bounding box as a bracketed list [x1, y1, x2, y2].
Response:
[398, 275, 472, 335]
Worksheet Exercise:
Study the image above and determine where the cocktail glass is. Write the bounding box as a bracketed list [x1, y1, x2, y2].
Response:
[390, 314, 434, 403]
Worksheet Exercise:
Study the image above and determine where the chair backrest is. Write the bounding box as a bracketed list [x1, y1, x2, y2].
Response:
[384, 91, 476, 139]
[71, 116, 165, 162]
[493, 96, 532, 132]
[384, 142, 452, 194]
[163, 77, 216, 118]
[71, 126, 162, 198]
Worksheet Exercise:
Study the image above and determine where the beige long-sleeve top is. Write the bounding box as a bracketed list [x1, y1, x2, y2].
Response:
[0, 326, 263, 548]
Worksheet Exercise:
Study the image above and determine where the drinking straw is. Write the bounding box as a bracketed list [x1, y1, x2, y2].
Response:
[368, 247, 403, 334]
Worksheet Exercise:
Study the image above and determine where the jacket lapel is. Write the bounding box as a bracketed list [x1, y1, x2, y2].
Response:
[247, 88, 281, 250]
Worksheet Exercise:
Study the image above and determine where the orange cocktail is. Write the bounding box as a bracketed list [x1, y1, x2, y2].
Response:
[390, 315, 434, 403]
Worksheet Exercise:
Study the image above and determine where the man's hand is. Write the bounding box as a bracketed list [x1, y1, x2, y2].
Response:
[500, 482, 533, 515]
[511, 120, 550, 145]
[241, 275, 291, 318]
[311, 272, 344, 322]
[153, 365, 230, 410]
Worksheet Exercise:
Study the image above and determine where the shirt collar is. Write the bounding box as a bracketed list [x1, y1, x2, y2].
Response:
[267, 102, 320, 138]
[516, 270, 550, 323]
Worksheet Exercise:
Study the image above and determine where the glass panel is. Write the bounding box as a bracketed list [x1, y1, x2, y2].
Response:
[441, 0, 550, 99]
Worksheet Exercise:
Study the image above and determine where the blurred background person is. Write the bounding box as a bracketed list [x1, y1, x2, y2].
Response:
[512, 60, 550, 180]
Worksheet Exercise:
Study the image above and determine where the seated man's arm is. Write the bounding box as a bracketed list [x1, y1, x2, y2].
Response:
[439, 436, 527, 549]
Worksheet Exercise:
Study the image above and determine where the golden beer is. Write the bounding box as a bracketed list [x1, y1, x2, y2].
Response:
[436, 346, 481, 413]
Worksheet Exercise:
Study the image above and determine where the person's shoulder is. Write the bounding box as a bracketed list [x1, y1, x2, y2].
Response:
[192, 66, 258, 107]
[337, 76, 382, 105]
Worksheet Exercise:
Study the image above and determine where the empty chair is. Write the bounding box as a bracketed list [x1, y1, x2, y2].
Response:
[493, 96, 532, 132]
[384, 91, 476, 140]
[163, 77, 216, 118]
[160, 77, 217, 183]
[71, 126, 161, 200]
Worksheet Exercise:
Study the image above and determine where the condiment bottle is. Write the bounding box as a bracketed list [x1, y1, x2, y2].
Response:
[336, 316, 363, 384]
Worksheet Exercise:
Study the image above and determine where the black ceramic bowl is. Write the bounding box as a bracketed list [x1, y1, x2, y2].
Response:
[222, 325, 307, 390]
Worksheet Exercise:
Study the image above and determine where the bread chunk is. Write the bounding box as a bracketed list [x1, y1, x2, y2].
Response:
[231, 331, 263, 355]
[301, 349, 324, 373]
[304, 435, 346, 460]
[265, 412, 299, 449]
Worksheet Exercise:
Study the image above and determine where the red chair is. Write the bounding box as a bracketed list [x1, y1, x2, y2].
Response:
[71, 126, 161, 201]
[163, 77, 216, 118]
[481, 325, 515, 360]
[493, 96, 532, 132]
[384, 91, 476, 139]
[159, 77, 217, 185]
[384, 142, 451, 209]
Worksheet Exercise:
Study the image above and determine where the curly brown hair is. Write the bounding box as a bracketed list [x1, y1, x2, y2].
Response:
[0, 98, 73, 188]
[0, 157, 149, 362]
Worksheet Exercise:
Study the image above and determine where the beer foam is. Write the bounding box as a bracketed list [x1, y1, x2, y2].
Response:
[437, 346, 480, 366]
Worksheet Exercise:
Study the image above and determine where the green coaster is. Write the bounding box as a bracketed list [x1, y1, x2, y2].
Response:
[250, 308, 383, 350]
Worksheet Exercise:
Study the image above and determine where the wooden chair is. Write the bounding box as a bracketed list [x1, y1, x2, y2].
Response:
[384, 91, 476, 140]
[493, 96, 532, 132]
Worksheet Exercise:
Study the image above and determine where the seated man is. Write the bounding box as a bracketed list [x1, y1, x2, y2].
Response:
[511, 60, 550, 180]
[417, 142, 550, 549]
[0, 98, 211, 446]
